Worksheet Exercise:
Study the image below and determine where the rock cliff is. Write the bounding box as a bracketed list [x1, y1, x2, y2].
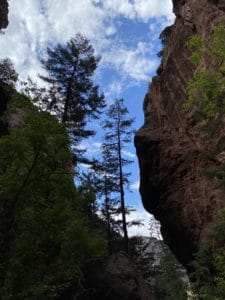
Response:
[135, 0, 225, 269]
[0, 0, 9, 30]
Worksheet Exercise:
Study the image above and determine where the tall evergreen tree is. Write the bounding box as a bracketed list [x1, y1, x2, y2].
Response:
[103, 98, 135, 252]
[40, 34, 105, 148]
[99, 143, 120, 249]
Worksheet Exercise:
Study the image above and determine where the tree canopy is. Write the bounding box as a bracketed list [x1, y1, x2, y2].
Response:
[40, 34, 105, 147]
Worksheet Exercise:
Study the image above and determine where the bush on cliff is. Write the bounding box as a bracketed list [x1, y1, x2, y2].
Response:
[190, 209, 225, 299]
[184, 25, 225, 123]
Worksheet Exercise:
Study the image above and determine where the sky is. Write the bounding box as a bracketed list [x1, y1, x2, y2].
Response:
[0, 0, 175, 237]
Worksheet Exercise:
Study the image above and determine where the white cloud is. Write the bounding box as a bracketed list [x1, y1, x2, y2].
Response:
[80, 163, 92, 169]
[134, 0, 174, 22]
[105, 207, 161, 238]
[131, 180, 140, 190]
[0, 0, 174, 85]
[123, 150, 136, 158]
[44, 0, 111, 43]
[103, 42, 158, 82]
[101, 0, 136, 19]
[106, 81, 124, 99]
[77, 140, 102, 155]
[126, 209, 162, 238]
[93, 142, 102, 149]
[99, 0, 174, 22]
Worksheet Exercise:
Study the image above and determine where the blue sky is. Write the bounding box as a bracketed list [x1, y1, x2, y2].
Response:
[0, 0, 175, 236]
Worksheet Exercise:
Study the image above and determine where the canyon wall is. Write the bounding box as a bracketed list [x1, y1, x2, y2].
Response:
[135, 0, 225, 268]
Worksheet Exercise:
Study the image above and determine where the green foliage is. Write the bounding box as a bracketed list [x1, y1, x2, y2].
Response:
[157, 26, 172, 57]
[0, 95, 106, 299]
[186, 35, 204, 65]
[102, 98, 135, 252]
[190, 209, 225, 299]
[211, 25, 225, 61]
[184, 69, 225, 119]
[130, 238, 188, 300]
[184, 25, 225, 125]
[204, 163, 225, 189]
[40, 33, 105, 148]
[154, 247, 188, 300]
[0, 58, 18, 86]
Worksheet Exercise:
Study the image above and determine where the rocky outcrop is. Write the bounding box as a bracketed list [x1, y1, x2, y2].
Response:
[0, 0, 9, 30]
[135, 0, 225, 269]
[104, 252, 155, 300]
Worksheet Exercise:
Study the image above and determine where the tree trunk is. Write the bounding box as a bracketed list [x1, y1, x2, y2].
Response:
[117, 119, 129, 253]
[104, 173, 111, 252]
[62, 66, 76, 123]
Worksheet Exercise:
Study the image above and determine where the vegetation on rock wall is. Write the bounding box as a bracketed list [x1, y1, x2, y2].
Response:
[184, 24, 225, 299]
[157, 26, 173, 58]
[154, 247, 187, 300]
[184, 25, 225, 122]
[189, 209, 225, 299]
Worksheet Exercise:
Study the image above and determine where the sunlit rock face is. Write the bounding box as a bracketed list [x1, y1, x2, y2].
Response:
[135, 0, 225, 269]
[0, 0, 9, 30]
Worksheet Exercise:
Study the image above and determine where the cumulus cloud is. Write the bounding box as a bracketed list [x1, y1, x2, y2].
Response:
[0, 0, 174, 85]
[103, 41, 158, 82]
[133, 0, 174, 22]
[126, 209, 162, 238]
[99, 0, 174, 22]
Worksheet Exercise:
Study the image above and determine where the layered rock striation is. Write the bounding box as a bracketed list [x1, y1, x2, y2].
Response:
[135, 0, 225, 268]
[0, 0, 9, 30]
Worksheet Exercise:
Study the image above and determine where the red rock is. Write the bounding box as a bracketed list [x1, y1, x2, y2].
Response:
[135, 0, 225, 269]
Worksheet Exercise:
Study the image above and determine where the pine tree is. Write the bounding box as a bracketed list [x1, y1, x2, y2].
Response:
[103, 98, 135, 252]
[0, 58, 18, 86]
[100, 143, 120, 250]
[40, 34, 105, 148]
[77, 170, 100, 216]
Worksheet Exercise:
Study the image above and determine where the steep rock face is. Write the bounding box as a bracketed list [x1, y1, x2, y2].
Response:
[135, 0, 225, 268]
[0, 0, 9, 30]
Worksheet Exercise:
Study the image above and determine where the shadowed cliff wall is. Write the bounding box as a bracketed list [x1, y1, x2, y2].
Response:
[135, 0, 225, 268]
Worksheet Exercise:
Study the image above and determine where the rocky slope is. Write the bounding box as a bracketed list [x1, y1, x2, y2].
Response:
[0, 0, 9, 30]
[135, 0, 225, 269]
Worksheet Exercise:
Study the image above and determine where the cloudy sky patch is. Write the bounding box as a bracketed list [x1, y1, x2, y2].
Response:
[1, 0, 174, 237]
